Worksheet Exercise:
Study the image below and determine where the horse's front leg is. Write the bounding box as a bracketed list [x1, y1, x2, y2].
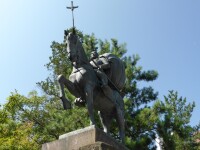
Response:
[85, 85, 95, 125]
[57, 74, 77, 110]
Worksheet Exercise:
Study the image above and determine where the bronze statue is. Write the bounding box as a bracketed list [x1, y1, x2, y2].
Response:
[57, 32, 126, 143]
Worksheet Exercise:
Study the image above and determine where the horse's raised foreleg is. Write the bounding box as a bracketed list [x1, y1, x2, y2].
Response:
[85, 85, 95, 125]
[57, 74, 76, 110]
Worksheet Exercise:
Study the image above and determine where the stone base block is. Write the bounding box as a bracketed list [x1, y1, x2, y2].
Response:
[79, 142, 114, 150]
[42, 125, 128, 150]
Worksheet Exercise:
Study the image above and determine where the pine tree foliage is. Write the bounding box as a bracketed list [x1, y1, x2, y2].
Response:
[153, 91, 200, 150]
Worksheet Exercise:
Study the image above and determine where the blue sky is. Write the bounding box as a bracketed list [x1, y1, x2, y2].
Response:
[0, 0, 199, 126]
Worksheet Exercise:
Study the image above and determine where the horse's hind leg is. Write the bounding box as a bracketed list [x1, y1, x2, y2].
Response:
[85, 85, 95, 125]
[115, 106, 125, 143]
[98, 111, 112, 134]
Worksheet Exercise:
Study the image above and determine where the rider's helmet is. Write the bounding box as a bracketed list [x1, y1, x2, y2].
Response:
[90, 50, 99, 60]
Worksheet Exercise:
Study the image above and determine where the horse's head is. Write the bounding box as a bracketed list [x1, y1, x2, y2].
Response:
[65, 32, 79, 62]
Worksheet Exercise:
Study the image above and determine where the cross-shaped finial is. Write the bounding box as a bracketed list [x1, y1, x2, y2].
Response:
[67, 1, 78, 31]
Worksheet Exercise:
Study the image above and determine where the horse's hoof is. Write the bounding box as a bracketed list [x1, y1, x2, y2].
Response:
[60, 97, 72, 110]
[74, 97, 86, 107]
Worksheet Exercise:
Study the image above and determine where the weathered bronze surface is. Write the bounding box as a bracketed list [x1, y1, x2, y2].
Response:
[57, 32, 126, 143]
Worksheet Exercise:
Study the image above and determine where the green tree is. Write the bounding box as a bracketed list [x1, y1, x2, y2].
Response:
[153, 91, 200, 150]
[0, 91, 89, 149]
[0, 94, 39, 150]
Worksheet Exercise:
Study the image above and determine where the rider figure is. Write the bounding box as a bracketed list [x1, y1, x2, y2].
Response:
[90, 50, 110, 88]
[90, 51, 116, 102]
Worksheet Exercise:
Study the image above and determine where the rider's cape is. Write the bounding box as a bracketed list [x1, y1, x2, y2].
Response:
[99, 53, 126, 90]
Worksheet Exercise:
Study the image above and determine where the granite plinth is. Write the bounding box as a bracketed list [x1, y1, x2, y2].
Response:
[79, 142, 114, 150]
[42, 125, 128, 150]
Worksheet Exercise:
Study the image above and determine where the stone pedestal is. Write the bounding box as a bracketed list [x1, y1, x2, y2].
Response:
[42, 125, 128, 150]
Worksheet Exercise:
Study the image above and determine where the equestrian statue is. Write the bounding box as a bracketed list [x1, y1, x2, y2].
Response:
[57, 31, 126, 143]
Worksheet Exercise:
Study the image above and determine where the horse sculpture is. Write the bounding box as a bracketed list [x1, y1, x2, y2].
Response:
[57, 32, 125, 143]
